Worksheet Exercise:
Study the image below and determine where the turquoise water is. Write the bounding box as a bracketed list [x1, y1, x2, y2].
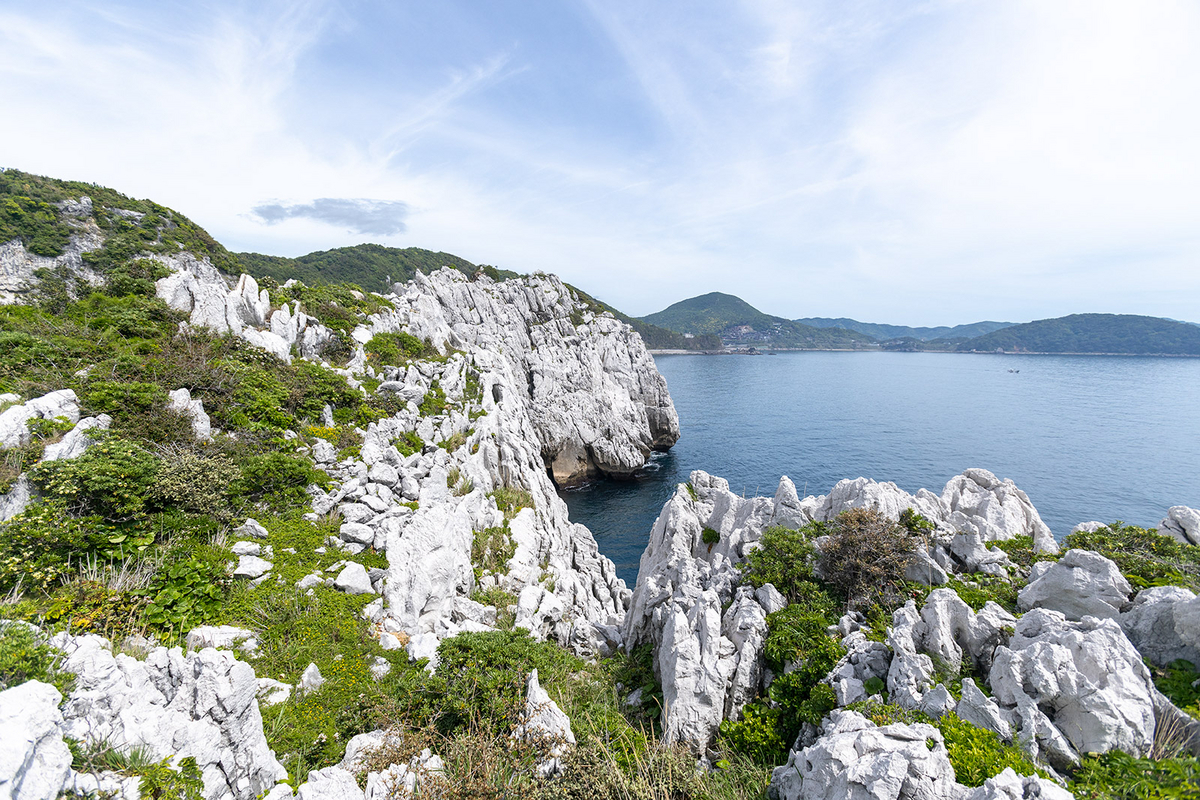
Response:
[561, 351, 1200, 586]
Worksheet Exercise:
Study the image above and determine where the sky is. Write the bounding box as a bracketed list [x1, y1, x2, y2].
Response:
[2, 0, 1198, 325]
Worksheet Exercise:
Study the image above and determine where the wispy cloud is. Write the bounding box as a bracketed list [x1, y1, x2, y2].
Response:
[251, 198, 408, 235]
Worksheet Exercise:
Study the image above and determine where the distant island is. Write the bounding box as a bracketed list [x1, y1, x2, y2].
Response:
[642, 292, 1200, 356]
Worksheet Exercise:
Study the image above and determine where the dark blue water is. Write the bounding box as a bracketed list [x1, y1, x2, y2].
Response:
[561, 352, 1200, 586]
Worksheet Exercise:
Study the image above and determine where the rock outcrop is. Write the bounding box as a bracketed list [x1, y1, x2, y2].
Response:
[0, 680, 73, 800]
[1160, 506, 1200, 546]
[52, 633, 287, 800]
[1018, 549, 1132, 620]
[625, 466, 1059, 751]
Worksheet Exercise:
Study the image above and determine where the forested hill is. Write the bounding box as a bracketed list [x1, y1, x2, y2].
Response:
[235, 244, 512, 293]
[797, 317, 1014, 342]
[957, 314, 1200, 355]
[642, 292, 873, 349]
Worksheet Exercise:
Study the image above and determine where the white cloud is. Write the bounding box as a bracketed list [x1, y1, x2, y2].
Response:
[0, 0, 1197, 324]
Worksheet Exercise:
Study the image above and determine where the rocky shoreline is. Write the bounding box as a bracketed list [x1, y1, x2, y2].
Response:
[2, 199, 1200, 798]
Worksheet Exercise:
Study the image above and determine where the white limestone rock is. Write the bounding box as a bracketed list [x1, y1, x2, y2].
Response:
[962, 768, 1076, 800]
[0, 389, 81, 448]
[257, 679, 292, 708]
[955, 678, 1011, 740]
[53, 633, 286, 800]
[234, 555, 273, 580]
[1018, 549, 1131, 620]
[295, 766, 364, 800]
[0, 680, 72, 800]
[941, 468, 1057, 553]
[0, 475, 33, 523]
[234, 518, 270, 539]
[42, 415, 111, 461]
[1159, 506, 1200, 546]
[512, 669, 576, 777]
[298, 663, 326, 695]
[989, 608, 1158, 762]
[1119, 586, 1200, 667]
[168, 388, 213, 441]
[335, 562, 375, 595]
[186, 625, 259, 654]
[769, 710, 961, 800]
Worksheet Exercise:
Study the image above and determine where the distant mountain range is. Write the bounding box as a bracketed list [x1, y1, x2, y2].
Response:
[795, 317, 1015, 342]
[642, 293, 1200, 356]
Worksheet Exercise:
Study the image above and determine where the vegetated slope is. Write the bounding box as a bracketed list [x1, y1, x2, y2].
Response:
[642, 291, 873, 349]
[958, 313, 1200, 355]
[570, 285, 722, 351]
[797, 317, 1015, 342]
[0, 168, 241, 273]
[235, 243, 515, 293]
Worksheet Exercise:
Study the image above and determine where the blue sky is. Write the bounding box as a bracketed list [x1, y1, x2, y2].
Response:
[2, 0, 1198, 324]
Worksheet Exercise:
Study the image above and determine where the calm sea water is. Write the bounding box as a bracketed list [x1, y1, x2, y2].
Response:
[561, 351, 1200, 586]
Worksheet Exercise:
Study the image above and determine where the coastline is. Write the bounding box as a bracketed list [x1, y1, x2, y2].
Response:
[649, 347, 1200, 358]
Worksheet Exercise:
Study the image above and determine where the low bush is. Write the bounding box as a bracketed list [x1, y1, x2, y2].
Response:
[0, 623, 74, 695]
[936, 712, 1044, 787]
[1070, 750, 1200, 799]
[140, 557, 228, 633]
[237, 452, 329, 512]
[719, 702, 787, 764]
[819, 508, 917, 609]
[149, 450, 240, 520]
[363, 331, 430, 366]
[740, 524, 825, 601]
[472, 526, 515, 578]
[418, 380, 447, 417]
[393, 430, 424, 456]
[32, 436, 161, 520]
[490, 486, 535, 520]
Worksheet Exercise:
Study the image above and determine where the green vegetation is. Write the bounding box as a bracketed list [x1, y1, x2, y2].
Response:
[364, 330, 431, 365]
[0, 623, 74, 695]
[818, 508, 918, 609]
[796, 317, 1016, 342]
[0, 169, 241, 275]
[566, 284, 722, 351]
[1071, 751, 1200, 799]
[237, 243, 517, 294]
[958, 314, 1200, 356]
[1062, 523, 1200, 590]
[490, 486, 535, 519]
[70, 743, 205, 800]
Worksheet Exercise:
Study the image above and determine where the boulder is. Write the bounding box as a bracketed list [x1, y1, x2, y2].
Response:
[295, 766, 364, 800]
[233, 555, 273, 580]
[1160, 506, 1200, 546]
[335, 563, 375, 595]
[512, 669, 575, 777]
[0, 681, 72, 800]
[1119, 586, 1200, 667]
[298, 663, 325, 695]
[989, 609, 1158, 762]
[186, 625, 259, 654]
[1018, 549, 1131, 620]
[42, 415, 111, 461]
[941, 468, 1057, 553]
[769, 711, 961, 800]
[234, 519, 270, 539]
[0, 476, 33, 523]
[168, 388, 213, 441]
[963, 768, 1075, 800]
[0, 389, 80, 448]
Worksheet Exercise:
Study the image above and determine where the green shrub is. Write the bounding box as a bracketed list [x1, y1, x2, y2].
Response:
[0, 623, 74, 695]
[149, 450, 240, 519]
[140, 557, 228, 632]
[946, 576, 1020, 614]
[1062, 523, 1200, 591]
[84, 380, 167, 416]
[718, 702, 787, 765]
[900, 508, 936, 536]
[431, 629, 581, 736]
[237, 452, 327, 511]
[702, 527, 721, 546]
[936, 712, 1044, 787]
[819, 508, 917, 608]
[472, 526, 515, 578]
[364, 331, 429, 366]
[32, 436, 161, 520]
[992, 535, 1040, 570]
[418, 380, 447, 416]
[393, 430, 424, 457]
[490, 486, 535, 520]
[758, 605, 846, 749]
[1151, 660, 1200, 719]
[41, 579, 146, 636]
[741, 524, 825, 602]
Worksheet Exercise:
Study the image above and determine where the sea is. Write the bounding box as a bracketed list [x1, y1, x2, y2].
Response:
[560, 351, 1200, 587]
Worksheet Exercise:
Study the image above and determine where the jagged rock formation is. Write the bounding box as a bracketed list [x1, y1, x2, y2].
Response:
[1161, 506, 1200, 546]
[623, 468, 1060, 751]
[50, 633, 287, 800]
[768, 710, 1073, 800]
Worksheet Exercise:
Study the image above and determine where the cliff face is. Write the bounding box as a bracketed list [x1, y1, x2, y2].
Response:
[152, 260, 678, 658]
